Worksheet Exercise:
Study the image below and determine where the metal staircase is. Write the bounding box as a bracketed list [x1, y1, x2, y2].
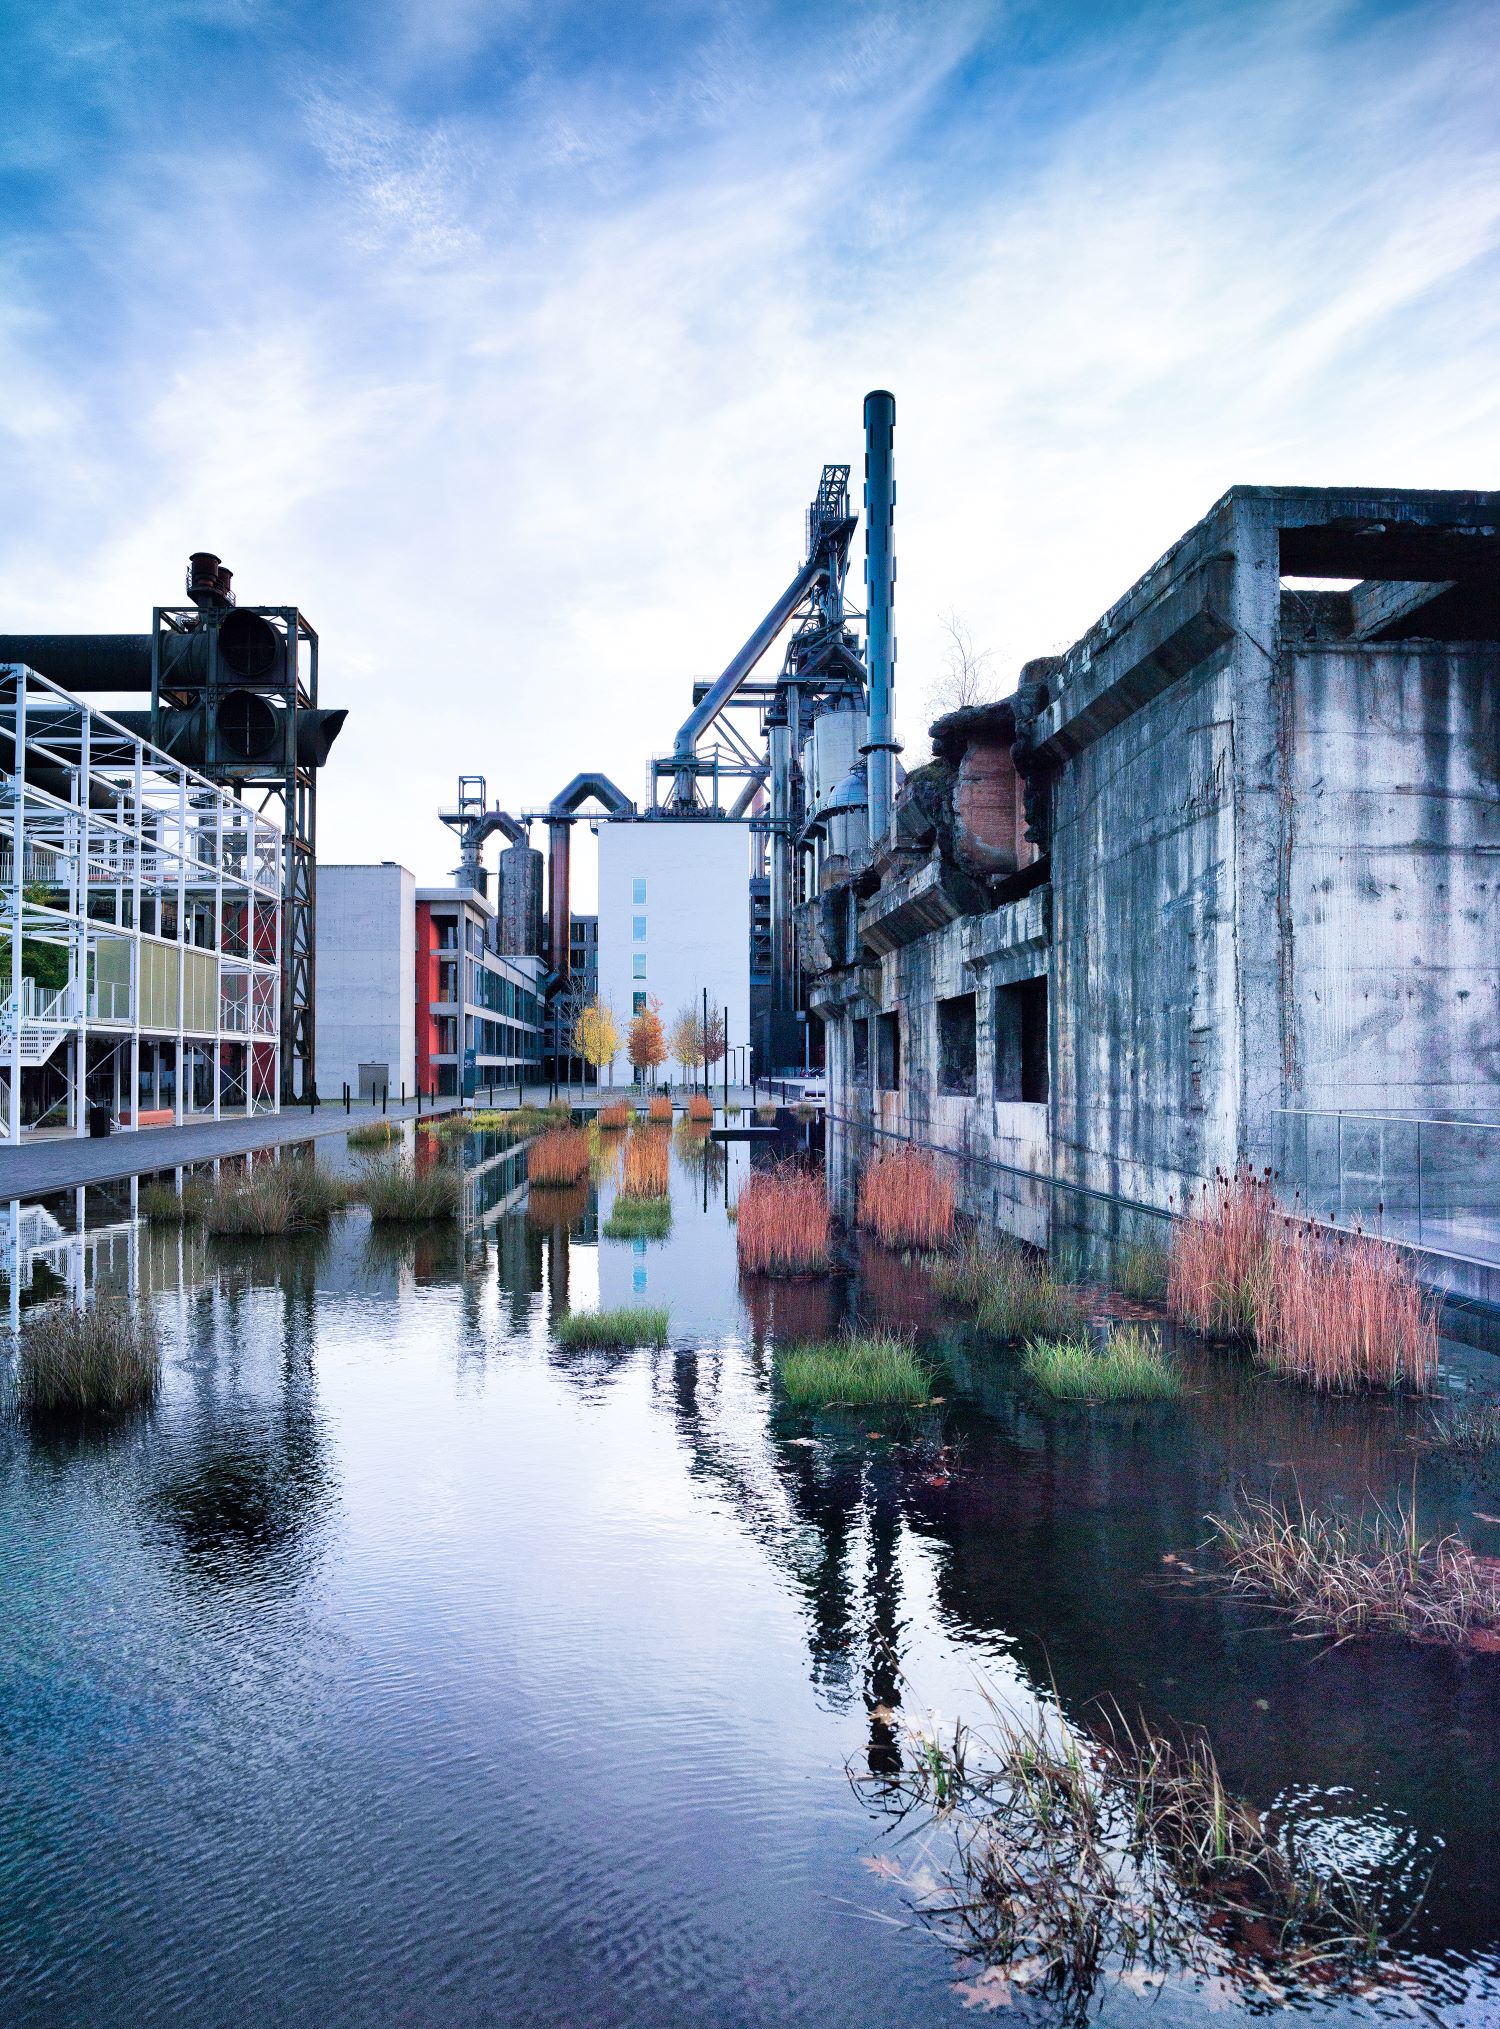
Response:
[0, 978, 76, 1069]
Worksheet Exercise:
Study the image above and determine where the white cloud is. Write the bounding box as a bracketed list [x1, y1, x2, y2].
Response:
[2, 0, 1497, 916]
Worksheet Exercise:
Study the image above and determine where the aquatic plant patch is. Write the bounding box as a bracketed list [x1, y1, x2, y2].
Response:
[1023, 1326, 1183, 1401]
[16, 1302, 161, 1423]
[357, 1160, 461, 1223]
[347, 1120, 400, 1152]
[1253, 1223, 1436, 1392]
[603, 1195, 673, 1241]
[932, 1234, 1083, 1341]
[527, 1128, 592, 1188]
[686, 1092, 714, 1122]
[856, 1685, 1403, 2015]
[1167, 1167, 1275, 1340]
[597, 1101, 634, 1130]
[1422, 1398, 1500, 1456]
[754, 1103, 778, 1123]
[200, 1163, 351, 1235]
[735, 1161, 831, 1275]
[1207, 1492, 1500, 1649]
[140, 1180, 207, 1223]
[775, 1330, 930, 1407]
[857, 1148, 955, 1251]
[621, 1127, 671, 1199]
[554, 1306, 669, 1350]
[646, 1094, 674, 1124]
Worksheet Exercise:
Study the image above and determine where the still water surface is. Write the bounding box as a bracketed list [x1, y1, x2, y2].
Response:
[2, 1119, 1498, 2026]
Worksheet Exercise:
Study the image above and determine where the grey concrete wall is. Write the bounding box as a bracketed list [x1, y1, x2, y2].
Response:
[1282, 641, 1500, 1115]
[315, 863, 416, 1101]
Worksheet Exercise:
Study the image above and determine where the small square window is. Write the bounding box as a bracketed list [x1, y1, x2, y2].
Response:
[633, 955, 647, 979]
[632, 915, 647, 941]
[632, 878, 646, 904]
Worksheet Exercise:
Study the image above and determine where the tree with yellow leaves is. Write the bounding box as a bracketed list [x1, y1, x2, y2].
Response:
[572, 997, 620, 1086]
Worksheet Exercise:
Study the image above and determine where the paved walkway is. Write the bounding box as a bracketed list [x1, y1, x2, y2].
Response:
[0, 1099, 464, 1198]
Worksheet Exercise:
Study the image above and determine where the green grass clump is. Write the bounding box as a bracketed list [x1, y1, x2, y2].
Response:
[933, 1235, 1084, 1340]
[554, 1306, 669, 1349]
[357, 1159, 461, 1223]
[347, 1119, 400, 1152]
[603, 1194, 673, 1241]
[1423, 1398, 1500, 1455]
[200, 1163, 351, 1235]
[140, 1180, 205, 1223]
[1023, 1326, 1182, 1401]
[755, 1103, 778, 1124]
[1114, 1239, 1169, 1302]
[776, 1329, 931, 1407]
[16, 1302, 160, 1422]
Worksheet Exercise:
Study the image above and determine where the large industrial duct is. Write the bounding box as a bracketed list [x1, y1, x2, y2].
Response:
[543, 772, 635, 979]
[0, 610, 285, 695]
[862, 389, 897, 841]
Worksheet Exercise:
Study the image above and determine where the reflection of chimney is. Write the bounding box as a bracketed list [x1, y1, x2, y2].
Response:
[862, 390, 897, 841]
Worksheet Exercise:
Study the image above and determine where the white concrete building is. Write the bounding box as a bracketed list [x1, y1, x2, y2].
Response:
[315, 863, 416, 1102]
[597, 818, 750, 1085]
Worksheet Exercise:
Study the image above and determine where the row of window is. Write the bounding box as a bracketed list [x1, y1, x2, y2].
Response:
[430, 1016, 544, 1061]
[850, 979, 1048, 1102]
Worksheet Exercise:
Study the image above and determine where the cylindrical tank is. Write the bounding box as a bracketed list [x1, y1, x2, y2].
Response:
[809, 704, 868, 861]
[497, 842, 545, 957]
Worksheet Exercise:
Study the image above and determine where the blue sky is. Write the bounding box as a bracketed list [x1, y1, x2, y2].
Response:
[3, 0, 1498, 893]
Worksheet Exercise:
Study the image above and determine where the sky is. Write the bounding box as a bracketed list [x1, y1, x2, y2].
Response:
[3, 0, 1498, 903]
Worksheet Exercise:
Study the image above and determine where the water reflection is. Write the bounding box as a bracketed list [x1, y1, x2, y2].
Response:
[0, 1114, 1496, 2026]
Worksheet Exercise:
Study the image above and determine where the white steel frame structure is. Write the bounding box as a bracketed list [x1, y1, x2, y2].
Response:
[2, 662, 282, 1140]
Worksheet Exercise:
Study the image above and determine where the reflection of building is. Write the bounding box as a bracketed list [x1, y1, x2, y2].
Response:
[315, 863, 416, 1101]
[416, 885, 545, 1099]
[597, 819, 750, 1083]
[1, 663, 282, 1138]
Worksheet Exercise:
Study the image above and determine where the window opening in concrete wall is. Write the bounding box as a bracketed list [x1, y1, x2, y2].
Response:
[938, 992, 977, 1095]
[877, 1011, 901, 1091]
[995, 976, 1048, 1102]
[632, 879, 646, 904]
[852, 1015, 870, 1081]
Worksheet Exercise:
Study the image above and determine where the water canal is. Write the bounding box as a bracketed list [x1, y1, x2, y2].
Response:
[2, 1114, 1499, 2026]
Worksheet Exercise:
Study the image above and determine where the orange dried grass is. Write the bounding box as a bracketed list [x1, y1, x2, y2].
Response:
[527, 1127, 591, 1188]
[1257, 1224, 1437, 1392]
[735, 1160, 832, 1276]
[1167, 1168, 1275, 1340]
[622, 1126, 671, 1199]
[856, 1147, 955, 1251]
[687, 1092, 714, 1122]
[1168, 1168, 1438, 1391]
[598, 1101, 632, 1130]
[647, 1094, 674, 1123]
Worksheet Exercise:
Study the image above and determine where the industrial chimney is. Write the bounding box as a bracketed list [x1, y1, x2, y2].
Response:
[862, 390, 897, 841]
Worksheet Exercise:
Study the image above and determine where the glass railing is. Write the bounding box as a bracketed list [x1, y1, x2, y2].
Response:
[1270, 1108, 1500, 1269]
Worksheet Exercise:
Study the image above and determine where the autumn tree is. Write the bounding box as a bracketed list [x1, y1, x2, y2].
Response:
[701, 1003, 727, 1083]
[571, 997, 620, 1086]
[668, 1004, 704, 1085]
[626, 998, 667, 1088]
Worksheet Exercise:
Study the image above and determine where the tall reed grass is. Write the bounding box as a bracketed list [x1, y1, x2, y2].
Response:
[1255, 1223, 1436, 1391]
[857, 1147, 955, 1251]
[526, 1127, 591, 1188]
[16, 1302, 161, 1422]
[687, 1092, 714, 1122]
[931, 1234, 1083, 1340]
[621, 1127, 671, 1199]
[1168, 1169, 1436, 1391]
[735, 1160, 832, 1275]
[1208, 1490, 1500, 1647]
[598, 1100, 634, 1130]
[347, 1120, 400, 1152]
[646, 1094, 674, 1124]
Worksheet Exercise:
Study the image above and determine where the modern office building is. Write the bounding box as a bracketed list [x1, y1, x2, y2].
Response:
[1, 661, 282, 1138]
[415, 885, 545, 1098]
[596, 819, 751, 1084]
[568, 914, 599, 999]
[315, 863, 417, 1102]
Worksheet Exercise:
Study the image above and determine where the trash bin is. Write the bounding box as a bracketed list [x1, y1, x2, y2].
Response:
[88, 1103, 113, 1139]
